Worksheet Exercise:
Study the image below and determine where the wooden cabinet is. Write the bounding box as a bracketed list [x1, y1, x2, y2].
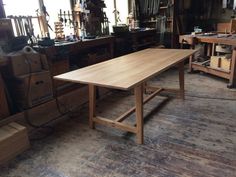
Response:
[112, 29, 157, 56]
[130, 29, 157, 51]
[140, 0, 178, 48]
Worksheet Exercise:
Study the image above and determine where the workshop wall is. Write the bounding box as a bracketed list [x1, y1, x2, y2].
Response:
[180, 0, 236, 33]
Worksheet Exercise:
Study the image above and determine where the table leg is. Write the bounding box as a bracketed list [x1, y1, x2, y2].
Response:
[89, 84, 96, 129]
[228, 48, 236, 88]
[143, 82, 147, 94]
[188, 44, 195, 73]
[212, 43, 215, 56]
[135, 85, 144, 144]
[207, 44, 212, 57]
[178, 61, 185, 100]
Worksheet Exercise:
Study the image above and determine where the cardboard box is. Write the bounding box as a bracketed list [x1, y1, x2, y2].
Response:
[0, 122, 30, 165]
[24, 99, 61, 128]
[6, 52, 49, 77]
[24, 86, 88, 127]
[58, 86, 88, 111]
[0, 74, 9, 120]
[9, 70, 53, 109]
[210, 56, 231, 71]
[0, 112, 25, 128]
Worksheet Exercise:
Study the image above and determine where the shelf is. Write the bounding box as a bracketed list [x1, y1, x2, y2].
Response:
[192, 62, 230, 79]
[160, 6, 168, 9]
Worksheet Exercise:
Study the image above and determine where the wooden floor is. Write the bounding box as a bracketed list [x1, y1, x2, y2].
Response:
[0, 68, 236, 177]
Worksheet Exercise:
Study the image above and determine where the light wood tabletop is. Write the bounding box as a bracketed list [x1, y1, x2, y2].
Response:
[54, 49, 196, 90]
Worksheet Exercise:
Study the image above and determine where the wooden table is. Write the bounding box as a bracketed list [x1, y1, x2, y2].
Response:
[54, 49, 196, 144]
[179, 34, 236, 88]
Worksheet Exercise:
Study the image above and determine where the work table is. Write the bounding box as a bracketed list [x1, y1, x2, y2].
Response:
[179, 34, 236, 88]
[180, 34, 236, 46]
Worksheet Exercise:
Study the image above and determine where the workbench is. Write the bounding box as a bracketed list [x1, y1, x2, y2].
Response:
[54, 48, 195, 144]
[35, 36, 115, 94]
[36, 36, 115, 66]
[179, 34, 236, 88]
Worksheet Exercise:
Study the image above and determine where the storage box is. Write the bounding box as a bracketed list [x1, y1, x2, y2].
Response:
[0, 74, 10, 120]
[9, 70, 53, 109]
[0, 122, 30, 165]
[210, 56, 231, 71]
[24, 99, 61, 128]
[0, 112, 25, 128]
[6, 52, 49, 77]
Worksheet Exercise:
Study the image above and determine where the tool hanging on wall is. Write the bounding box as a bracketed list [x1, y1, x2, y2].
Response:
[58, 9, 74, 28]
[7, 15, 37, 44]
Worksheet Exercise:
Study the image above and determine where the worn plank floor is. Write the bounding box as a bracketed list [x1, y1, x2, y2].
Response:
[0, 68, 236, 177]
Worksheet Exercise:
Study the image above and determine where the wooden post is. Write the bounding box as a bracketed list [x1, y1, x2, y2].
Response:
[212, 43, 215, 56]
[135, 85, 143, 144]
[178, 61, 185, 99]
[89, 84, 96, 129]
[114, 0, 117, 26]
[228, 48, 236, 88]
[179, 36, 195, 73]
[188, 43, 195, 73]
[207, 44, 212, 57]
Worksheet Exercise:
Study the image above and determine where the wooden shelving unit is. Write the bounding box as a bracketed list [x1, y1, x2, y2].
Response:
[140, 0, 178, 48]
[159, 0, 178, 48]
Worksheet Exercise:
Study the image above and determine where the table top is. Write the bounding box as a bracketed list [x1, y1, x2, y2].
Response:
[54, 49, 196, 90]
[180, 34, 236, 45]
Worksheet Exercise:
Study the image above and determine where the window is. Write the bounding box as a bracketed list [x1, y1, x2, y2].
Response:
[43, 0, 72, 38]
[3, 0, 129, 37]
[3, 0, 71, 38]
[4, 0, 39, 16]
[3, 0, 41, 37]
[103, 0, 129, 32]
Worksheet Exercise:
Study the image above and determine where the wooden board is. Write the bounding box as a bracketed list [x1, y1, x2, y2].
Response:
[54, 49, 195, 90]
